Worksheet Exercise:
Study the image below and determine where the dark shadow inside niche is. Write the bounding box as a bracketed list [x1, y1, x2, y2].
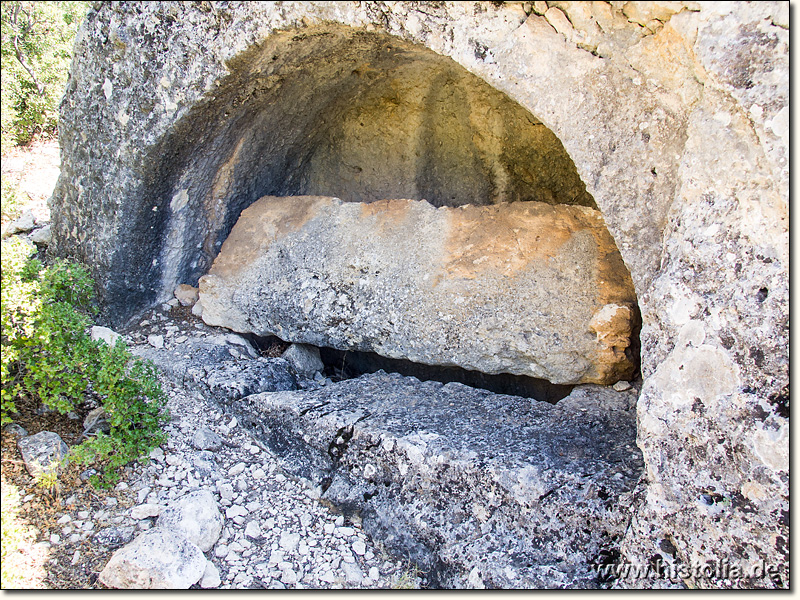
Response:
[147, 24, 597, 295]
[241, 332, 575, 404]
[319, 347, 575, 404]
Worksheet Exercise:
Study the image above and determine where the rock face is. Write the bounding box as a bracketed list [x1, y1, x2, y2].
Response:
[200, 196, 637, 385]
[231, 371, 642, 588]
[51, 1, 788, 589]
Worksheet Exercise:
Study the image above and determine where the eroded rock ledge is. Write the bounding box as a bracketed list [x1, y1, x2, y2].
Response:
[234, 372, 642, 588]
[199, 196, 638, 385]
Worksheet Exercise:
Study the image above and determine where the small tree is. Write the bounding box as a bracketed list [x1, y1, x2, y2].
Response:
[0, 1, 88, 150]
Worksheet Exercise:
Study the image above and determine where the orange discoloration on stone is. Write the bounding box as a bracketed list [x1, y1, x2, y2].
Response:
[206, 195, 328, 279]
[443, 202, 584, 280]
[201, 195, 639, 385]
[359, 198, 415, 230]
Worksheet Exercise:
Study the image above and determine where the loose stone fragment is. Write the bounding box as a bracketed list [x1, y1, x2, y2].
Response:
[282, 343, 325, 377]
[2, 210, 36, 237]
[200, 561, 222, 588]
[200, 196, 637, 385]
[156, 490, 223, 552]
[174, 284, 200, 307]
[91, 326, 123, 347]
[17, 431, 69, 478]
[192, 427, 223, 451]
[29, 224, 53, 245]
[130, 504, 163, 520]
[99, 528, 207, 589]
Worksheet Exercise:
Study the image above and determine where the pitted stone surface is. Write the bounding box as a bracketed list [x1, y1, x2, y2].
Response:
[233, 371, 642, 588]
[132, 335, 298, 403]
[200, 196, 637, 385]
[17, 431, 70, 478]
[156, 489, 223, 552]
[99, 528, 207, 589]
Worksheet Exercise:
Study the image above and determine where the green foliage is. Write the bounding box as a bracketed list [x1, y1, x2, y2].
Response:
[70, 342, 168, 487]
[1, 177, 23, 222]
[32, 459, 63, 495]
[1, 238, 168, 486]
[1, 1, 89, 150]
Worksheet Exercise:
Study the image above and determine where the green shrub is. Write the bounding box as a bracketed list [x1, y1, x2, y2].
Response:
[1, 237, 168, 486]
[1, 1, 89, 150]
[1, 178, 23, 222]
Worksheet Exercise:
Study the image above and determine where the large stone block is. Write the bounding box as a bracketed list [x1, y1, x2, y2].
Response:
[199, 196, 637, 385]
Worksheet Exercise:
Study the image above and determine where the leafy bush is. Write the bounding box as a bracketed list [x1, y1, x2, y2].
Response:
[1, 178, 23, 222]
[1, 1, 89, 150]
[1, 237, 168, 486]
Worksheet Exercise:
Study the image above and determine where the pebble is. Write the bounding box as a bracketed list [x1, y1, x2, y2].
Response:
[279, 532, 300, 553]
[352, 540, 366, 556]
[130, 503, 162, 519]
[281, 568, 298, 585]
[341, 561, 363, 585]
[225, 505, 248, 519]
[201, 561, 222, 588]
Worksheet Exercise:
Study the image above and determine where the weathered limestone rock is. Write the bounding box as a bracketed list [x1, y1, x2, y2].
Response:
[98, 528, 207, 589]
[90, 325, 121, 347]
[51, 1, 788, 589]
[156, 490, 223, 552]
[191, 427, 223, 451]
[174, 284, 199, 307]
[231, 371, 642, 588]
[131, 335, 298, 404]
[17, 431, 69, 478]
[200, 196, 637, 386]
[1, 210, 36, 238]
[28, 224, 52, 245]
[281, 343, 325, 378]
[200, 561, 221, 589]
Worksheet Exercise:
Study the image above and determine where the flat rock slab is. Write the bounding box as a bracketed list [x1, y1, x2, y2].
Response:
[199, 196, 638, 385]
[233, 371, 643, 588]
[132, 335, 298, 403]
